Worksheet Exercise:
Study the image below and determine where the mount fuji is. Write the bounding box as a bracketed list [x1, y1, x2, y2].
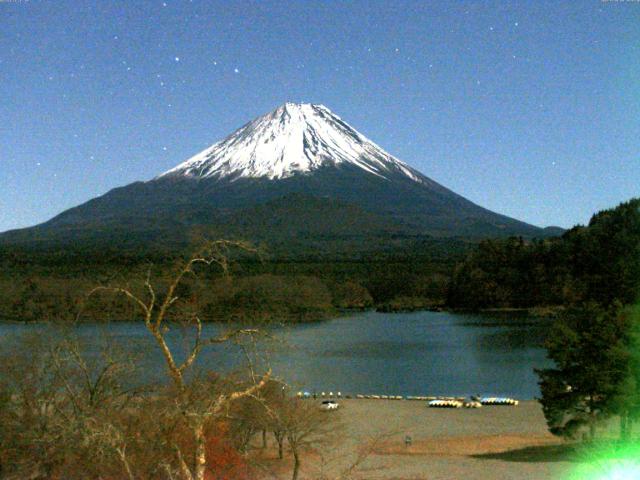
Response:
[0, 103, 557, 251]
[160, 103, 424, 183]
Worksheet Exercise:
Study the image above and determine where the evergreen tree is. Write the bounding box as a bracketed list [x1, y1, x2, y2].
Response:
[447, 197, 640, 311]
[613, 303, 640, 440]
[536, 303, 629, 440]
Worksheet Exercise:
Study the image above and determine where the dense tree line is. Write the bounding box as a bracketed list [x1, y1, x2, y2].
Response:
[2, 198, 638, 323]
[447, 198, 640, 310]
[0, 246, 462, 323]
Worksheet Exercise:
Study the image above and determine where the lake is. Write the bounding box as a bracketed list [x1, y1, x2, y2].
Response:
[0, 310, 553, 399]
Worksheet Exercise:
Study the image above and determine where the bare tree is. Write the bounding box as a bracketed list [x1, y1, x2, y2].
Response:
[83, 240, 271, 480]
[256, 380, 290, 459]
[0, 333, 67, 479]
[252, 383, 335, 480]
[0, 331, 145, 480]
[284, 398, 333, 480]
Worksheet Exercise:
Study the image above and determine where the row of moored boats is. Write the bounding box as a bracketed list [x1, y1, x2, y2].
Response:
[297, 391, 519, 408]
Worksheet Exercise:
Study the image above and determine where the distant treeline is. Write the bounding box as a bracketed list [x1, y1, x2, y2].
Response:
[447, 198, 640, 310]
[0, 238, 468, 323]
[2, 198, 638, 323]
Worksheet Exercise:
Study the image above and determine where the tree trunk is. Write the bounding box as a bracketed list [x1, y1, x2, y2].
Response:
[238, 427, 254, 454]
[588, 400, 596, 441]
[175, 446, 194, 480]
[194, 423, 207, 480]
[117, 447, 135, 480]
[291, 446, 300, 480]
[620, 411, 629, 441]
[262, 429, 267, 448]
[274, 431, 284, 459]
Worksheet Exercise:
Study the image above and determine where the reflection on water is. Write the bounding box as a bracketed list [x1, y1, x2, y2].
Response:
[0, 310, 554, 399]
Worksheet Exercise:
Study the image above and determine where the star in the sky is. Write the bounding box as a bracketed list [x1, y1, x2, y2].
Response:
[234, 68, 239, 73]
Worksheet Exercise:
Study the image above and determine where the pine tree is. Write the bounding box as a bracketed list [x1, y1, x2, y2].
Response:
[536, 303, 629, 440]
[613, 303, 640, 440]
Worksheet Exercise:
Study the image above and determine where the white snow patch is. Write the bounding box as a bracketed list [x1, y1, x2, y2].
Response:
[159, 102, 423, 183]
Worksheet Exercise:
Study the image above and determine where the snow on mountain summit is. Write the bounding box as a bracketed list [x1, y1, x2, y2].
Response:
[159, 103, 422, 183]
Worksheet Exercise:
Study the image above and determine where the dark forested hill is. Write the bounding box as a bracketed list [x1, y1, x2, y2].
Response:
[447, 198, 640, 310]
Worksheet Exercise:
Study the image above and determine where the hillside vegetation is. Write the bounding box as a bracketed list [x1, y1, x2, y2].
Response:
[0, 238, 466, 323]
[447, 198, 640, 310]
[1, 198, 637, 323]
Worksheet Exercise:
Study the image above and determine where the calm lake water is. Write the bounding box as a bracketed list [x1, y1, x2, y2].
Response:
[0, 311, 553, 399]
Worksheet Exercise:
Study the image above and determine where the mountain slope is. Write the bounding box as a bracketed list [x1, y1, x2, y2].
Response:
[0, 103, 555, 251]
[160, 102, 424, 183]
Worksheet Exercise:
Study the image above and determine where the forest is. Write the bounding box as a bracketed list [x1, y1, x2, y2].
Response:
[0, 198, 638, 324]
[447, 198, 640, 311]
[0, 237, 466, 323]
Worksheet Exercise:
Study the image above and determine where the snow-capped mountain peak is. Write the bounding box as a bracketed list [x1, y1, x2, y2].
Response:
[159, 103, 422, 182]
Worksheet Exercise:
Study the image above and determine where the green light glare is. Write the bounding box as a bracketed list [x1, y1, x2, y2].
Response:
[567, 443, 640, 480]
[598, 462, 640, 480]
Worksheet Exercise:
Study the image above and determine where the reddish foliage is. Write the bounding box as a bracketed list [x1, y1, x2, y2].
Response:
[204, 422, 252, 480]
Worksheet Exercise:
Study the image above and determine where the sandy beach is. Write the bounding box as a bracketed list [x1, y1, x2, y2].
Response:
[261, 399, 580, 480]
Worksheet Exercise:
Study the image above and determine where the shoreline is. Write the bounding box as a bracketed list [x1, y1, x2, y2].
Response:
[283, 398, 573, 480]
[0, 304, 563, 325]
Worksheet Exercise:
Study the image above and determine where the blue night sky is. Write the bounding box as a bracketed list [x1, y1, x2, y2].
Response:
[1, 0, 638, 233]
